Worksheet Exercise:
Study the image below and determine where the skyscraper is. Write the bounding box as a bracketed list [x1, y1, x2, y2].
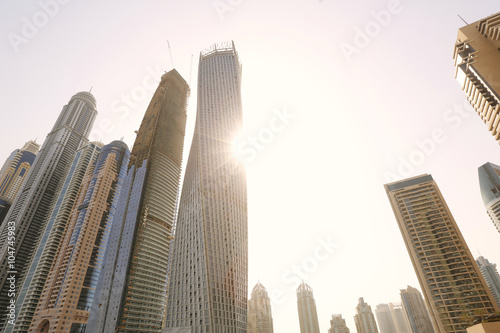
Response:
[400, 286, 434, 333]
[164, 42, 248, 333]
[385, 175, 499, 333]
[354, 298, 378, 333]
[478, 162, 500, 232]
[11, 142, 103, 333]
[476, 256, 500, 309]
[453, 12, 500, 143]
[28, 141, 129, 333]
[375, 304, 397, 333]
[0, 140, 39, 204]
[87, 69, 189, 333]
[328, 314, 350, 333]
[0, 140, 39, 225]
[0, 91, 97, 330]
[247, 282, 274, 333]
[297, 282, 320, 333]
[388, 303, 410, 333]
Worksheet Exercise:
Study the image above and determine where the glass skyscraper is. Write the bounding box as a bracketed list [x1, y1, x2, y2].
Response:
[11, 142, 103, 333]
[88, 69, 189, 333]
[0, 140, 39, 225]
[164, 41, 248, 333]
[478, 162, 500, 232]
[28, 141, 129, 333]
[0, 91, 97, 330]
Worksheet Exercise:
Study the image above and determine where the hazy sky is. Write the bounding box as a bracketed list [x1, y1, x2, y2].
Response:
[2, 0, 500, 332]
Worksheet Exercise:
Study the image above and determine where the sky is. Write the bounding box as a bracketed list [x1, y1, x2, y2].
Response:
[1, 0, 500, 332]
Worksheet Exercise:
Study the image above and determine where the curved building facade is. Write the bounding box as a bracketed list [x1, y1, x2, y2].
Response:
[164, 42, 248, 333]
[0, 91, 97, 331]
[29, 141, 129, 333]
[478, 162, 500, 232]
[0, 141, 40, 224]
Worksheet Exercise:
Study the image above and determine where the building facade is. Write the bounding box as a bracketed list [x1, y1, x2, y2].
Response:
[453, 12, 500, 143]
[164, 42, 248, 333]
[11, 142, 103, 333]
[478, 162, 500, 232]
[388, 303, 411, 333]
[354, 298, 379, 333]
[247, 282, 274, 333]
[375, 304, 397, 333]
[0, 91, 97, 330]
[400, 286, 435, 333]
[328, 314, 350, 333]
[297, 282, 320, 333]
[385, 175, 499, 333]
[0, 140, 40, 205]
[476, 256, 500, 309]
[87, 69, 189, 333]
[28, 141, 129, 333]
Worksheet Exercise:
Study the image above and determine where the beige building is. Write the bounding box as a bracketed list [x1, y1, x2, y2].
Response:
[354, 298, 379, 333]
[247, 282, 274, 333]
[28, 141, 129, 333]
[453, 12, 500, 143]
[297, 282, 321, 333]
[400, 286, 435, 333]
[466, 322, 500, 333]
[328, 314, 350, 333]
[385, 175, 499, 333]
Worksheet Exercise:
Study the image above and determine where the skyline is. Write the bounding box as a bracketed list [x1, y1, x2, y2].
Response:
[2, 1, 500, 332]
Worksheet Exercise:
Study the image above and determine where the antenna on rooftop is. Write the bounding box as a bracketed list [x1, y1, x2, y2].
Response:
[458, 15, 468, 25]
[89, 87, 93, 93]
[167, 40, 175, 68]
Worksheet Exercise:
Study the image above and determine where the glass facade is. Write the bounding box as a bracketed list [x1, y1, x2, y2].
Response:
[478, 162, 500, 232]
[88, 69, 189, 333]
[165, 42, 248, 333]
[28, 141, 129, 333]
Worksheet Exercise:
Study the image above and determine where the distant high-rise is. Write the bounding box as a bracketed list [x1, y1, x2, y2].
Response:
[478, 162, 500, 232]
[88, 69, 189, 333]
[247, 282, 274, 333]
[11, 142, 103, 333]
[164, 42, 248, 333]
[375, 304, 397, 333]
[328, 314, 350, 333]
[0, 140, 39, 223]
[28, 141, 129, 333]
[297, 282, 320, 333]
[354, 298, 378, 333]
[453, 12, 500, 143]
[476, 256, 500, 309]
[385, 175, 498, 333]
[400, 286, 434, 333]
[388, 303, 410, 333]
[0, 91, 97, 330]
